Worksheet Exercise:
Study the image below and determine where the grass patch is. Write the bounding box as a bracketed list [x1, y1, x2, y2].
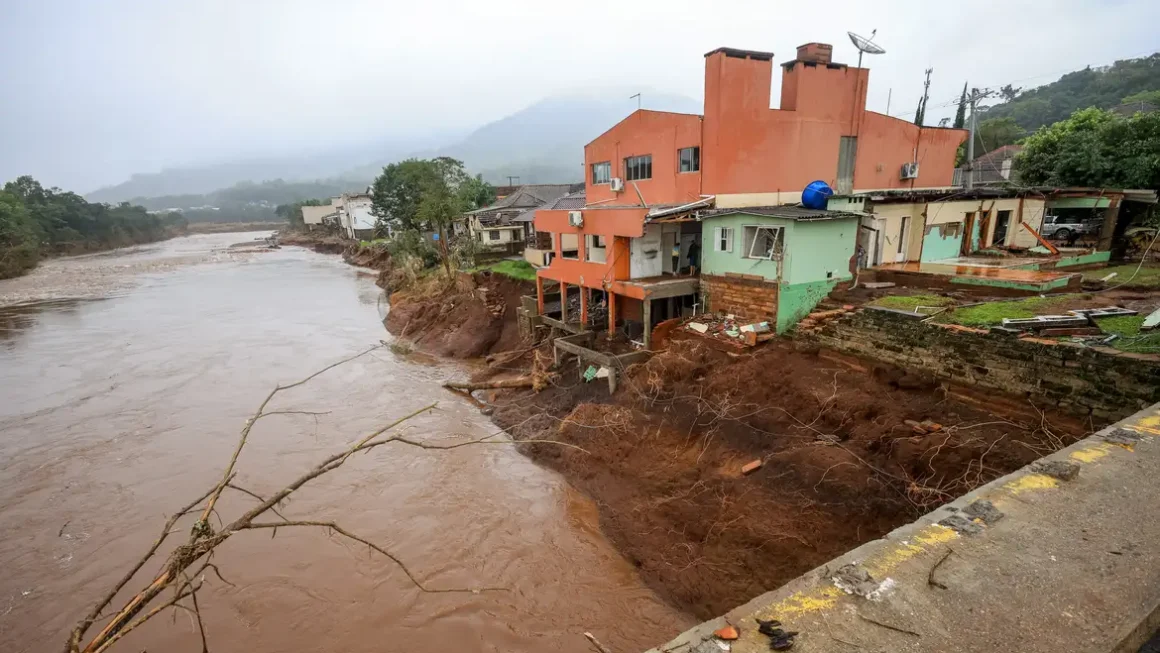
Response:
[940, 296, 1066, 326]
[1095, 315, 1160, 353]
[1082, 264, 1160, 287]
[478, 259, 537, 282]
[869, 294, 955, 312]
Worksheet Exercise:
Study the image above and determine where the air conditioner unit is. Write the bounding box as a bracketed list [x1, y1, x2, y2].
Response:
[900, 162, 920, 180]
[609, 178, 625, 192]
[568, 211, 584, 227]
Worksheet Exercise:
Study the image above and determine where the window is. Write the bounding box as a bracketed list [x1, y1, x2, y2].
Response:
[591, 161, 611, 185]
[743, 225, 784, 260]
[712, 226, 733, 252]
[585, 234, 607, 263]
[678, 147, 700, 173]
[560, 233, 579, 260]
[488, 230, 500, 241]
[624, 155, 652, 181]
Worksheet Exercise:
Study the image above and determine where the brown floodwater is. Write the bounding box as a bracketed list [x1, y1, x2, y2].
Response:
[0, 233, 692, 653]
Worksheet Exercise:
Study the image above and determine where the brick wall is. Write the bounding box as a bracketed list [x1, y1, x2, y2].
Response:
[804, 307, 1160, 422]
[701, 273, 778, 321]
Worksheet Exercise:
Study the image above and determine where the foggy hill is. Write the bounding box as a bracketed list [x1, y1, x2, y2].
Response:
[87, 89, 702, 206]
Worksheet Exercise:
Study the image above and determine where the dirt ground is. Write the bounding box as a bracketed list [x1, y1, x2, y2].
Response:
[489, 338, 1094, 619]
[385, 271, 533, 358]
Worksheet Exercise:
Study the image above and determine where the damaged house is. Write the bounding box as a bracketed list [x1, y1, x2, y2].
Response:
[699, 206, 861, 333]
[532, 41, 966, 343]
[463, 184, 579, 255]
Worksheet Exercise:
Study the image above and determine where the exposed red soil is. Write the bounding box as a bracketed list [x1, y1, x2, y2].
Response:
[385, 271, 533, 358]
[489, 338, 1093, 619]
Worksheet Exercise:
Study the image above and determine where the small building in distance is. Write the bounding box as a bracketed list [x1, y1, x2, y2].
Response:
[465, 184, 579, 255]
[699, 206, 861, 332]
[301, 204, 338, 230]
[339, 192, 377, 240]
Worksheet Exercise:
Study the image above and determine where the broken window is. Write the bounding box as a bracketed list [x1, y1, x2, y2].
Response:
[591, 161, 611, 185]
[712, 226, 733, 253]
[678, 147, 700, 173]
[624, 155, 652, 181]
[743, 225, 784, 260]
[488, 231, 500, 241]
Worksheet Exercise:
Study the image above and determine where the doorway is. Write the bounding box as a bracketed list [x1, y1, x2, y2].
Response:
[993, 210, 1012, 246]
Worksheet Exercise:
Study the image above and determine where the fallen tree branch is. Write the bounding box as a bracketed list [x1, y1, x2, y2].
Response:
[442, 377, 536, 391]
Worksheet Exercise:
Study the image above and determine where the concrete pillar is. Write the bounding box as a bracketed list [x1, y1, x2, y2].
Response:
[643, 298, 652, 349]
[579, 286, 588, 331]
[607, 291, 617, 338]
[560, 282, 567, 323]
[608, 367, 617, 394]
[536, 276, 545, 315]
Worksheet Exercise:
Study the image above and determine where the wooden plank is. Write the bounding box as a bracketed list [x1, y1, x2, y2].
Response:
[1143, 307, 1160, 331]
[1020, 221, 1059, 255]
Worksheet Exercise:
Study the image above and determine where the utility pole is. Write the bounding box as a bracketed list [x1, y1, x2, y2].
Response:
[915, 68, 932, 126]
[965, 87, 994, 189]
[506, 176, 520, 186]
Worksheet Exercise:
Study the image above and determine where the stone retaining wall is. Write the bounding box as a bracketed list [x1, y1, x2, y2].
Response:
[805, 307, 1160, 422]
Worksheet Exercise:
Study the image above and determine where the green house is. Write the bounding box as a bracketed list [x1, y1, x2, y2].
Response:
[698, 206, 861, 333]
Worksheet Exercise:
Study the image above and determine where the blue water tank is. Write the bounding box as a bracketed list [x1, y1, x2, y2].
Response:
[801, 180, 834, 210]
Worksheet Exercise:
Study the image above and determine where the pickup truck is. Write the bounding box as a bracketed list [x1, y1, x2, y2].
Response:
[1040, 215, 1102, 242]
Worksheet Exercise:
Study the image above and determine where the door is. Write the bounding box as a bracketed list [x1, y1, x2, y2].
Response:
[897, 216, 910, 262]
[662, 230, 678, 275]
[836, 136, 858, 194]
[961, 212, 976, 256]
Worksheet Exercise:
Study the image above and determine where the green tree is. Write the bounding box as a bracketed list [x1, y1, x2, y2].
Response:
[415, 157, 472, 275]
[1121, 90, 1160, 106]
[999, 84, 1022, 102]
[458, 174, 496, 211]
[0, 190, 39, 278]
[1017, 107, 1160, 190]
[953, 83, 968, 129]
[370, 159, 441, 234]
[972, 117, 1027, 155]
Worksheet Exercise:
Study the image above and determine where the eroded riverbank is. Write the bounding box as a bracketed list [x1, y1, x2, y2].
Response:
[0, 233, 691, 652]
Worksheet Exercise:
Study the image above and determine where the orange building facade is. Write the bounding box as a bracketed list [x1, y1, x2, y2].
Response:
[534, 42, 968, 338]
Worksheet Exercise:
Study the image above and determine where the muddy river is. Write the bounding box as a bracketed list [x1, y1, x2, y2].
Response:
[0, 233, 691, 652]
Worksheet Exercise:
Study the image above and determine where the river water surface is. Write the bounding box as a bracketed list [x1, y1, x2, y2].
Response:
[0, 233, 691, 652]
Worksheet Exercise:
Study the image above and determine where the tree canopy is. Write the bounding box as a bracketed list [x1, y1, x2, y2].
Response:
[981, 53, 1160, 131]
[1017, 107, 1160, 190]
[0, 176, 184, 279]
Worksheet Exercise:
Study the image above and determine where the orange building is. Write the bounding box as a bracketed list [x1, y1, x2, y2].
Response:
[534, 42, 968, 342]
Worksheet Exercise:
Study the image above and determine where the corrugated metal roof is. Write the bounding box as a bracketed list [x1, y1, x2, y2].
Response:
[701, 205, 862, 221]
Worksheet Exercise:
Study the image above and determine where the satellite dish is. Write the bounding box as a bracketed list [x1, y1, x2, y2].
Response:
[848, 30, 886, 68]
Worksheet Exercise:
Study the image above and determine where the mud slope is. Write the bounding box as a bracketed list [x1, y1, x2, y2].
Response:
[385, 271, 533, 358]
[491, 338, 1093, 619]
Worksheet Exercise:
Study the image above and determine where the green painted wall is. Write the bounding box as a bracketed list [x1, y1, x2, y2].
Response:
[1050, 197, 1112, 209]
[921, 223, 963, 262]
[700, 213, 792, 279]
[701, 211, 858, 333]
[777, 279, 841, 333]
[1055, 251, 1111, 267]
[950, 275, 1074, 292]
[784, 217, 857, 285]
[700, 212, 857, 285]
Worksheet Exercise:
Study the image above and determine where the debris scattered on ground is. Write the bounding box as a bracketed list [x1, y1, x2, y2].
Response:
[756, 619, 798, 650]
[862, 281, 896, 289]
[1031, 459, 1081, 481]
[687, 322, 709, 334]
[963, 500, 1004, 525]
[741, 459, 763, 475]
[1143, 306, 1160, 331]
[714, 625, 740, 641]
[904, 419, 943, 434]
[832, 563, 895, 600]
[938, 513, 985, 535]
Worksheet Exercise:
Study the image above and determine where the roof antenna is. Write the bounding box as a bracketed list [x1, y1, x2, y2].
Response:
[630, 93, 641, 111]
[848, 29, 886, 69]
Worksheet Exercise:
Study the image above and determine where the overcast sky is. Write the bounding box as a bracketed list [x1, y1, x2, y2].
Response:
[2, 0, 1158, 192]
